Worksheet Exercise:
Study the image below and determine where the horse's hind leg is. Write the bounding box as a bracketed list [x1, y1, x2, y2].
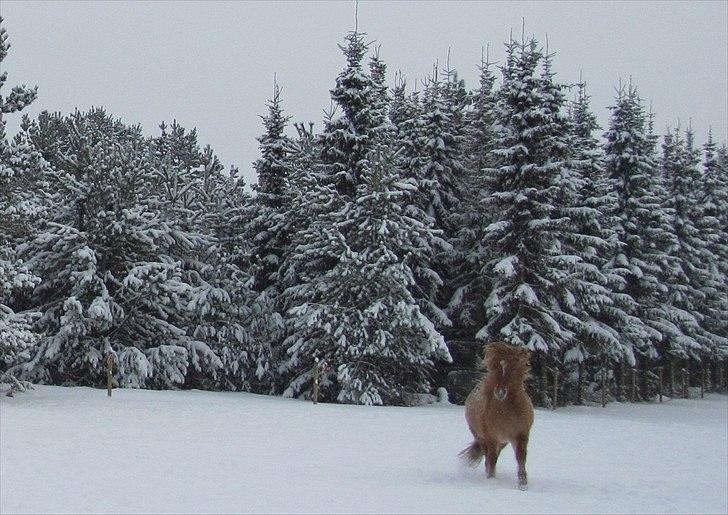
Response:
[513, 433, 529, 490]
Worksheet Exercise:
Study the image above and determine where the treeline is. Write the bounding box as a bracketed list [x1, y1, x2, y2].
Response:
[2, 20, 727, 405]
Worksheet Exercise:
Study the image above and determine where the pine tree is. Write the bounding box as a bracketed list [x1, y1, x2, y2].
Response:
[464, 48, 498, 184]
[558, 80, 635, 375]
[281, 144, 450, 404]
[191, 160, 261, 391]
[699, 133, 728, 348]
[603, 85, 681, 365]
[243, 80, 295, 391]
[661, 127, 727, 358]
[416, 68, 464, 241]
[280, 32, 453, 404]
[474, 39, 579, 368]
[253, 80, 291, 206]
[449, 51, 499, 336]
[368, 47, 391, 140]
[388, 77, 451, 331]
[319, 31, 379, 199]
[0, 18, 44, 388]
[389, 75, 422, 190]
[15, 110, 237, 388]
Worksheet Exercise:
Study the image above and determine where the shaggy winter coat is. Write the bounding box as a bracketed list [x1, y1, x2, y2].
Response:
[460, 342, 534, 490]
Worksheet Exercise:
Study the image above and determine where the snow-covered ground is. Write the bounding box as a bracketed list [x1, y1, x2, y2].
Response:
[1, 386, 726, 514]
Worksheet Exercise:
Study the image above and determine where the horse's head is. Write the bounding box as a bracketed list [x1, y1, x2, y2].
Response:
[482, 342, 531, 387]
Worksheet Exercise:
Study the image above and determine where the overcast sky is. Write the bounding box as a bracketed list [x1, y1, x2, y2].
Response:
[3, 1, 727, 185]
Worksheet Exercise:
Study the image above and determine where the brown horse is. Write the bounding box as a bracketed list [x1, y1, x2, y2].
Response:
[460, 342, 534, 490]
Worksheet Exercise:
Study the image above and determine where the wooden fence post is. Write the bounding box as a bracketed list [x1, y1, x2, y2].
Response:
[670, 360, 675, 397]
[711, 361, 718, 392]
[701, 363, 706, 399]
[312, 358, 320, 404]
[601, 358, 607, 408]
[552, 369, 558, 411]
[681, 367, 688, 399]
[577, 362, 584, 405]
[658, 367, 663, 403]
[105, 353, 114, 397]
[630, 368, 637, 403]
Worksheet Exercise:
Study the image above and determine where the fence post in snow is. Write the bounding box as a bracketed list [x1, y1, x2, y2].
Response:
[552, 369, 558, 410]
[312, 358, 320, 404]
[630, 368, 637, 403]
[105, 353, 114, 397]
[681, 367, 688, 399]
[700, 364, 706, 399]
[601, 357, 607, 408]
[577, 362, 584, 405]
[658, 367, 663, 403]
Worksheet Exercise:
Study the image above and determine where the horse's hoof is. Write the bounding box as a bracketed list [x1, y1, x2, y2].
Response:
[517, 482, 528, 491]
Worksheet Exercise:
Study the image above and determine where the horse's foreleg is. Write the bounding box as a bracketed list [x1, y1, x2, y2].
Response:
[513, 433, 529, 490]
[483, 440, 500, 478]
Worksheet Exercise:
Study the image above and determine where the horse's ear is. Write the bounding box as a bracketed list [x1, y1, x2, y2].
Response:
[483, 342, 504, 370]
[518, 347, 531, 363]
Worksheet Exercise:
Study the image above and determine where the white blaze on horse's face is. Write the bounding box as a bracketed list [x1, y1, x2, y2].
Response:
[500, 359, 507, 376]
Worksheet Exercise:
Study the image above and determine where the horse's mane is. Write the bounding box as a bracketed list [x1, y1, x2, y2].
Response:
[480, 342, 531, 383]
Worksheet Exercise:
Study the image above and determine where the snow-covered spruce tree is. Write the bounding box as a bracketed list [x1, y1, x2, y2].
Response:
[390, 80, 446, 278]
[537, 62, 635, 402]
[661, 127, 726, 359]
[417, 67, 465, 244]
[252, 81, 292, 207]
[281, 144, 451, 405]
[464, 49, 498, 185]
[242, 80, 295, 392]
[389, 74, 422, 187]
[0, 18, 45, 388]
[388, 75, 451, 334]
[14, 109, 243, 388]
[434, 57, 473, 343]
[368, 47, 391, 139]
[406, 66, 474, 335]
[558, 80, 649, 400]
[699, 132, 728, 346]
[281, 32, 452, 403]
[279, 31, 377, 398]
[469, 39, 608, 400]
[189, 158, 262, 391]
[602, 86, 684, 370]
[146, 121, 253, 390]
[318, 31, 379, 199]
[280, 30, 373, 398]
[449, 52, 500, 336]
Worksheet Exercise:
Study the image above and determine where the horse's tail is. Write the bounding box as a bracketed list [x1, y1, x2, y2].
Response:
[458, 441, 483, 467]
